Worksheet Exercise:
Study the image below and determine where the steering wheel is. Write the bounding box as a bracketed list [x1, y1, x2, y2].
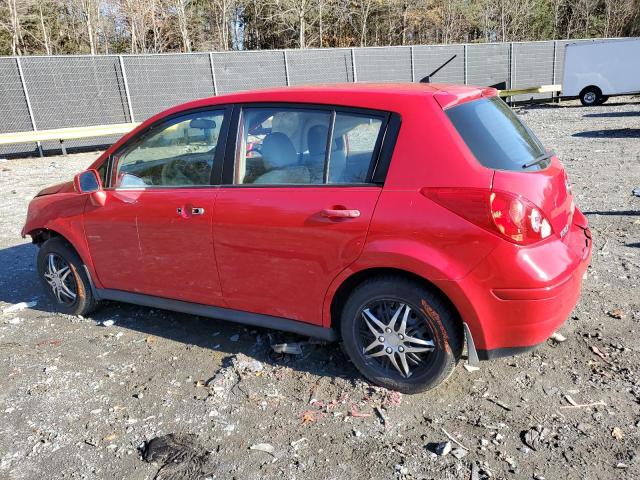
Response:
[161, 159, 192, 186]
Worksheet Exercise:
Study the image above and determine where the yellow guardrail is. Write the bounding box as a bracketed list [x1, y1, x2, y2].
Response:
[0, 122, 141, 155]
[498, 84, 562, 97]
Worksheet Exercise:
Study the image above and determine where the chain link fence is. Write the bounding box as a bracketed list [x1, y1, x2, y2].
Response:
[0, 38, 618, 156]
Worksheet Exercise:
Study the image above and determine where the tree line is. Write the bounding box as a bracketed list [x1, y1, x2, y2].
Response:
[1, 0, 639, 56]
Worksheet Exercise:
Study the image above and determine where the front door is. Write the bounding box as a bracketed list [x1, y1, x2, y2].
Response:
[213, 105, 390, 325]
[84, 107, 229, 306]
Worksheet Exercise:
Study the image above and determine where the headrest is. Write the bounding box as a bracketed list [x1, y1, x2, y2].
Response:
[262, 132, 297, 168]
[308, 125, 329, 156]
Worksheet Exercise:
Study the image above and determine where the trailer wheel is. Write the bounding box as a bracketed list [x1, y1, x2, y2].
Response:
[579, 86, 602, 106]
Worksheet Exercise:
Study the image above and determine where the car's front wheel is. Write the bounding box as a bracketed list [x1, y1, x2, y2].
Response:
[37, 237, 97, 316]
[340, 276, 463, 393]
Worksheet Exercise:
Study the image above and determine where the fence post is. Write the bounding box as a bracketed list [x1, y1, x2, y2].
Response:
[16, 57, 43, 157]
[509, 42, 515, 89]
[209, 52, 218, 95]
[283, 50, 290, 86]
[118, 55, 135, 123]
[410, 46, 415, 82]
[351, 48, 358, 82]
[463, 45, 468, 84]
[551, 40, 558, 102]
[552, 41, 558, 85]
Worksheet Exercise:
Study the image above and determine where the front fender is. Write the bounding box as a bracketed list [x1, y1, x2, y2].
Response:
[23, 193, 101, 288]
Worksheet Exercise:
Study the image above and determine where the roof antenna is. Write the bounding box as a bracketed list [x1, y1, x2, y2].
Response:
[419, 54, 457, 83]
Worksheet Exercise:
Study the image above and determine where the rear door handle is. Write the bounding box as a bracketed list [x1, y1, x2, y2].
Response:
[321, 208, 360, 219]
[177, 207, 205, 216]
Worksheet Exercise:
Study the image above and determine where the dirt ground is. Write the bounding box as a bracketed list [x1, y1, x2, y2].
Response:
[0, 97, 639, 480]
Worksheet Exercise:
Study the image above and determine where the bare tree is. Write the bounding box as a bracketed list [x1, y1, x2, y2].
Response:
[3, 0, 24, 55]
[2, 0, 640, 56]
[172, 0, 192, 52]
[76, 0, 99, 54]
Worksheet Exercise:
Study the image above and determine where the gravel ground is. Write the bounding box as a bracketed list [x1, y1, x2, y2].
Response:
[0, 97, 639, 480]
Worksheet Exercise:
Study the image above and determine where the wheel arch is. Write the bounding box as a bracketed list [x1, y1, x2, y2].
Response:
[27, 227, 63, 246]
[579, 85, 602, 99]
[327, 266, 465, 340]
[25, 225, 101, 289]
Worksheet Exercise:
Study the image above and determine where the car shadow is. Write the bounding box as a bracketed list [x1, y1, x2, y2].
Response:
[583, 111, 640, 118]
[524, 100, 640, 110]
[572, 128, 640, 139]
[584, 210, 640, 216]
[0, 242, 360, 384]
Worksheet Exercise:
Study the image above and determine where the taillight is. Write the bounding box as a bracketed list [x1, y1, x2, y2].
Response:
[421, 188, 553, 245]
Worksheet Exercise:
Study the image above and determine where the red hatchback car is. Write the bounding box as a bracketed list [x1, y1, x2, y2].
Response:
[22, 84, 592, 393]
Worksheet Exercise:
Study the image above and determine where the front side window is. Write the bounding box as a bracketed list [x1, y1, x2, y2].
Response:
[234, 106, 385, 185]
[445, 97, 547, 171]
[114, 110, 225, 187]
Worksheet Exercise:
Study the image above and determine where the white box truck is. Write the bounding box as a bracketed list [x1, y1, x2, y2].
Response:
[562, 38, 640, 106]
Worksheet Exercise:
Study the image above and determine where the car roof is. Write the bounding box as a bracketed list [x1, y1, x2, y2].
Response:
[103, 82, 494, 163]
[157, 83, 493, 120]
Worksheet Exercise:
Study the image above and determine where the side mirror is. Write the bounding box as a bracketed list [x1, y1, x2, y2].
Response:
[74, 169, 106, 206]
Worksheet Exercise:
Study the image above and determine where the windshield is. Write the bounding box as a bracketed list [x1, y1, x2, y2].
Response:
[445, 97, 548, 171]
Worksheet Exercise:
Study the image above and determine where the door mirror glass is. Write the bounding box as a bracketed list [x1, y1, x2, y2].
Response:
[74, 169, 102, 193]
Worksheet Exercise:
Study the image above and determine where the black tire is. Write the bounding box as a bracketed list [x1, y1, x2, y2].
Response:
[597, 95, 609, 105]
[37, 237, 97, 316]
[340, 276, 463, 394]
[579, 86, 602, 106]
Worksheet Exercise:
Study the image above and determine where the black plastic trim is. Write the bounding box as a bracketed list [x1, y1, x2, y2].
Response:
[97, 288, 338, 342]
[222, 105, 241, 185]
[372, 113, 401, 184]
[477, 343, 541, 361]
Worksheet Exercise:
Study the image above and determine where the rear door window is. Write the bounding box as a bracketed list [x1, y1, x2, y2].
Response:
[233, 106, 386, 185]
[445, 97, 547, 171]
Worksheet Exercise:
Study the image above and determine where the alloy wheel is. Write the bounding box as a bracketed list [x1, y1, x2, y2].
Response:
[43, 253, 77, 305]
[358, 300, 435, 378]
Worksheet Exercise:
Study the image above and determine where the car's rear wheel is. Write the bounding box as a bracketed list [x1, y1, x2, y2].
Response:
[579, 86, 602, 106]
[37, 237, 97, 316]
[340, 276, 462, 393]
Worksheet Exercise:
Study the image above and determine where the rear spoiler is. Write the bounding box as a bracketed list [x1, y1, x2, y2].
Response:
[433, 87, 497, 110]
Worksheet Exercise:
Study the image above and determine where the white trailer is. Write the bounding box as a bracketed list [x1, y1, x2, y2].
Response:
[562, 38, 640, 106]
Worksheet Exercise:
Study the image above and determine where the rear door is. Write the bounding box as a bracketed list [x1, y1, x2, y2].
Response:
[213, 104, 397, 325]
[84, 107, 231, 305]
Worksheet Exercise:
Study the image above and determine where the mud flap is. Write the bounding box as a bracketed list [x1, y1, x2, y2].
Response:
[463, 323, 480, 367]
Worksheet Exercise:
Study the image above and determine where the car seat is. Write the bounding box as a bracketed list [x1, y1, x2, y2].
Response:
[254, 132, 310, 184]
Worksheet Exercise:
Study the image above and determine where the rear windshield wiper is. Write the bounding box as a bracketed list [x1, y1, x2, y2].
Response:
[522, 151, 554, 169]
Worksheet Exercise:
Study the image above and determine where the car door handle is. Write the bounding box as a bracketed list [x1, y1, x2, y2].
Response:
[321, 208, 361, 219]
[177, 207, 205, 216]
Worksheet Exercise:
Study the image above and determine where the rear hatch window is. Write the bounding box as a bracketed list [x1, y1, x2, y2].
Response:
[446, 97, 549, 171]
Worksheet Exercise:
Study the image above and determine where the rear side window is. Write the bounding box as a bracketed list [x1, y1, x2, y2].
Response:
[234, 106, 385, 185]
[330, 113, 383, 183]
[446, 97, 547, 171]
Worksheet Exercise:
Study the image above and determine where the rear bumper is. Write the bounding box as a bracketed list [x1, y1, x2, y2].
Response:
[443, 211, 592, 357]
